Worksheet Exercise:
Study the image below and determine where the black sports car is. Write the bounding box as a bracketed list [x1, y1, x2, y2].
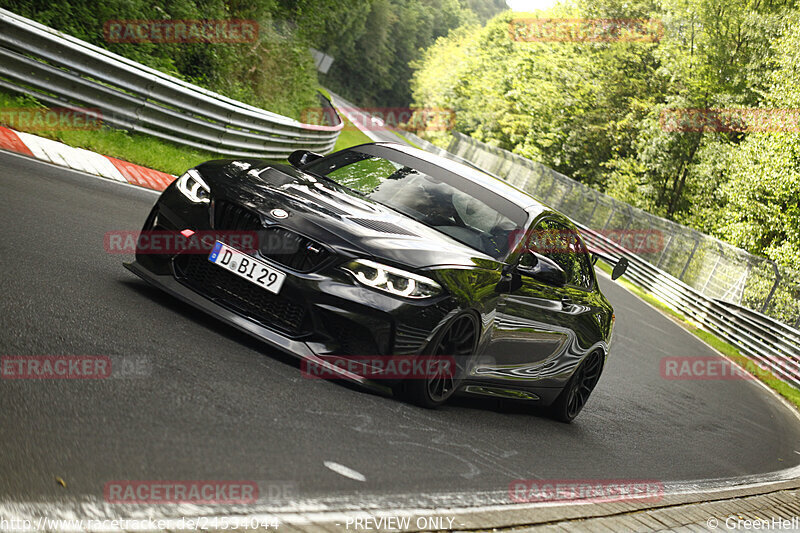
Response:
[125, 142, 624, 421]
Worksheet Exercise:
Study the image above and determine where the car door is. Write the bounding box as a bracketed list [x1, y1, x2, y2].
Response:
[478, 218, 596, 385]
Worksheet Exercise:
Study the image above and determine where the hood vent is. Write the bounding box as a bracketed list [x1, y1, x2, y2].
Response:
[283, 187, 350, 216]
[349, 218, 419, 236]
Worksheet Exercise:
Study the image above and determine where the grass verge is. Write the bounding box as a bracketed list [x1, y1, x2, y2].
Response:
[332, 113, 374, 152]
[0, 90, 233, 175]
[0, 88, 378, 175]
[1, 86, 379, 177]
[596, 260, 800, 410]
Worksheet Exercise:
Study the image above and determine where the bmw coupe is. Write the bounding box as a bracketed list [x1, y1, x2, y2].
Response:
[125, 142, 624, 421]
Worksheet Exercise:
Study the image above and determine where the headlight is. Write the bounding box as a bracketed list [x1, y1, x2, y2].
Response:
[343, 259, 442, 299]
[176, 169, 211, 203]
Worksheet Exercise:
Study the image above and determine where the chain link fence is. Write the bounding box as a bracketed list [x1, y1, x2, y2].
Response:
[444, 132, 800, 329]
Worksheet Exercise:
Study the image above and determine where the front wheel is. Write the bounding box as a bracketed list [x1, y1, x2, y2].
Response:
[399, 313, 478, 408]
[549, 351, 604, 423]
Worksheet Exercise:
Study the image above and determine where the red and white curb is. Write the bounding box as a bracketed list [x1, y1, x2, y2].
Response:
[0, 125, 174, 191]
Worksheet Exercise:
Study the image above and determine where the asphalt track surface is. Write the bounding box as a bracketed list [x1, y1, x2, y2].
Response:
[328, 90, 406, 145]
[1, 151, 800, 511]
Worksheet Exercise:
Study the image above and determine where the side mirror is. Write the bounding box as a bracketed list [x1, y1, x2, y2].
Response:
[288, 150, 323, 168]
[611, 256, 629, 280]
[517, 252, 567, 287]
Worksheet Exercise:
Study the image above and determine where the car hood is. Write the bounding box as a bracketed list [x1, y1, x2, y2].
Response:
[195, 160, 502, 271]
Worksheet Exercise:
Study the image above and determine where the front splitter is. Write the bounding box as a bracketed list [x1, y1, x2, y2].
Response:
[123, 260, 392, 396]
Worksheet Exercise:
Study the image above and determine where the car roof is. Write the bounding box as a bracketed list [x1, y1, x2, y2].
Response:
[353, 142, 550, 215]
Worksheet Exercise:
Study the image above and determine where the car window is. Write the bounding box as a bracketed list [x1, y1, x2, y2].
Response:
[527, 219, 594, 289]
[306, 150, 522, 259]
[326, 155, 401, 192]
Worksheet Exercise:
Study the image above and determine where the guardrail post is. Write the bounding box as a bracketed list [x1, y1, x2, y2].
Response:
[445, 133, 458, 153]
[544, 174, 558, 202]
[760, 261, 781, 314]
[621, 206, 634, 231]
[587, 194, 600, 224]
[656, 232, 674, 267]
[678, 238, 700, 281]
[700, 243, 724, 296]
[602, 205, 617, 231]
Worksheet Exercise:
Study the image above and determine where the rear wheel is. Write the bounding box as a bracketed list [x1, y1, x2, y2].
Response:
[549, 351, 604, 423]
[400, 313, 478, 408]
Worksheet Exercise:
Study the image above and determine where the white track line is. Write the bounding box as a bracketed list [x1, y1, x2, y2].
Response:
[324, 462, 367, 482]
[0, 148, 159, 195]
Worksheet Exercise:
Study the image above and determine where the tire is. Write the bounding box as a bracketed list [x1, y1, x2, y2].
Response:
[400, 313, 479, 408]
[549, 351, 604, 423]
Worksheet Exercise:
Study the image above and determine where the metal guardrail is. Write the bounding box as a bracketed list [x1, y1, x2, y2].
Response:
[419, 133, 800, 388]
[446, 133, 800, 329]
[580, 228, 800, 388]
[0, 8, 342, 159]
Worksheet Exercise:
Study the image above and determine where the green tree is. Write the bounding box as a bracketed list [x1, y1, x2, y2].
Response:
[304, 0, 476, 107]
[1, 0, 321, 119]
[411, 0, 798, 268]
[716, 16, 800, 269]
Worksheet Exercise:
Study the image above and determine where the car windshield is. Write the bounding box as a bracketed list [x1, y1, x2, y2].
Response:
[305, 149, 527, 259]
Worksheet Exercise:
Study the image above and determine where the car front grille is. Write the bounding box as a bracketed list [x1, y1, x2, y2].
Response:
[214, 200, 262, 231]
[319, 310, 383, 356]
[259, 227, 329, 272]
[214, 200, 328, 272]
[174, 254, 308, 336]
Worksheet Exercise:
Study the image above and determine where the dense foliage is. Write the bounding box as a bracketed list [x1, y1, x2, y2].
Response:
[5, 0, 794, 270]
[1, 0, 507, 117]
[411, 0, 800, 270]
[1, 0, 325, 118]
[280, 0, 506, 107]
[718, 16, 800, 269]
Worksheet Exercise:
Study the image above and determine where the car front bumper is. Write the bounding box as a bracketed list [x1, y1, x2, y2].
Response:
[125, 259, 401, 390]
[124, 197, 459, 388]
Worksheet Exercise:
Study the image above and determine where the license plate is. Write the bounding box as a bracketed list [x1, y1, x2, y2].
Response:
[208, 241, 286, 294]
